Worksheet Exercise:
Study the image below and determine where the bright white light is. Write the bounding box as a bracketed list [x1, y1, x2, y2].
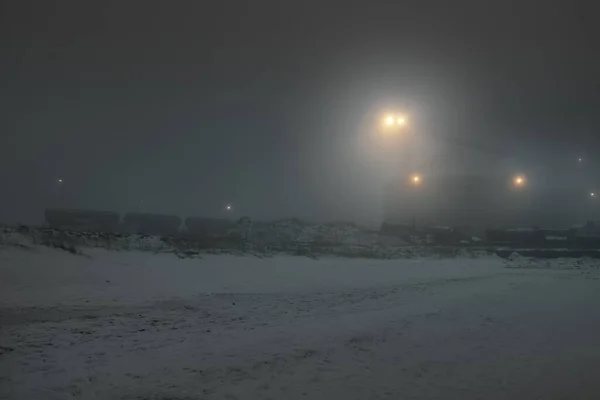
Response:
[513, 175, 526, 188]
[579, 158, 583, 162]
[384, 115, 395, 126]
[411, 174, 422, 185]
[226, 204, 232, 211]
[397, 117, 406, 126]
[57, 179, 63, 184]
[591, 192, 595, 197]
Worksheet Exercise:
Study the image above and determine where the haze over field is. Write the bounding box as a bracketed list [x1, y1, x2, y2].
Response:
[2, 1, 600, 225]
[2, 2, 600, 399]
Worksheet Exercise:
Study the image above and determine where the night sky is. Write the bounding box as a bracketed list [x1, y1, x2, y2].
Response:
[1, 1, 598, 225]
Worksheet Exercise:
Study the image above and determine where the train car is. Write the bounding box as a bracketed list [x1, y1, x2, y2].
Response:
[185, 217, 234, 235]
[44, 208, 121, 232]
[122, 213, 182, 235]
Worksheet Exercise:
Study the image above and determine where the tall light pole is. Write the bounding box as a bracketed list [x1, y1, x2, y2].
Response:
[375, 111, 420, 228]
[377, 112, 416, 171]
[509, 174, 529, 226]
[56, 178, 64, 208]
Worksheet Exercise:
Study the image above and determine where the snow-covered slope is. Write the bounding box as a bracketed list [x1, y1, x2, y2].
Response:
[1, 245, 600, 399]
[0, 224, 463, 260]
[0, 246, 503, 307]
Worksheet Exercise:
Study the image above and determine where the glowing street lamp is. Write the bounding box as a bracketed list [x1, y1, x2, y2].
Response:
[55, 178, 64, 207]
[513, 175, 526, 188]
[591, 192, 596, 198]
[410, 174, 422, 185]
[381, 113, 408, 130]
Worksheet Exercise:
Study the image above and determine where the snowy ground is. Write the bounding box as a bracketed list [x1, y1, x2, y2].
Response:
[1, 246, 600, 399]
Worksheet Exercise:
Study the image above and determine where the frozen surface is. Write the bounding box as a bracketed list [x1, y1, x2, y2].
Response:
[1, 245, 600, 399]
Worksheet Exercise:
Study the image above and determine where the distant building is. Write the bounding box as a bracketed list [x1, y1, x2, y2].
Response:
[383, 140, 597, 232]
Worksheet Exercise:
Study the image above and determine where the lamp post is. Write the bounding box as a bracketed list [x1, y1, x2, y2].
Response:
[377, 111, 416, 171]
[509, 174, 529, 226]
[56, 178, 64, 208]
[374, 111, 421, 229]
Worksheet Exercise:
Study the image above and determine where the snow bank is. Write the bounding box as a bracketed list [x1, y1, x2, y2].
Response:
[231, 219, 407, 247]
[1, 224, 487, 260]
[2, 242, 600, 400]
[503, 253, 600, 270]
[0, 245, 505, 308]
